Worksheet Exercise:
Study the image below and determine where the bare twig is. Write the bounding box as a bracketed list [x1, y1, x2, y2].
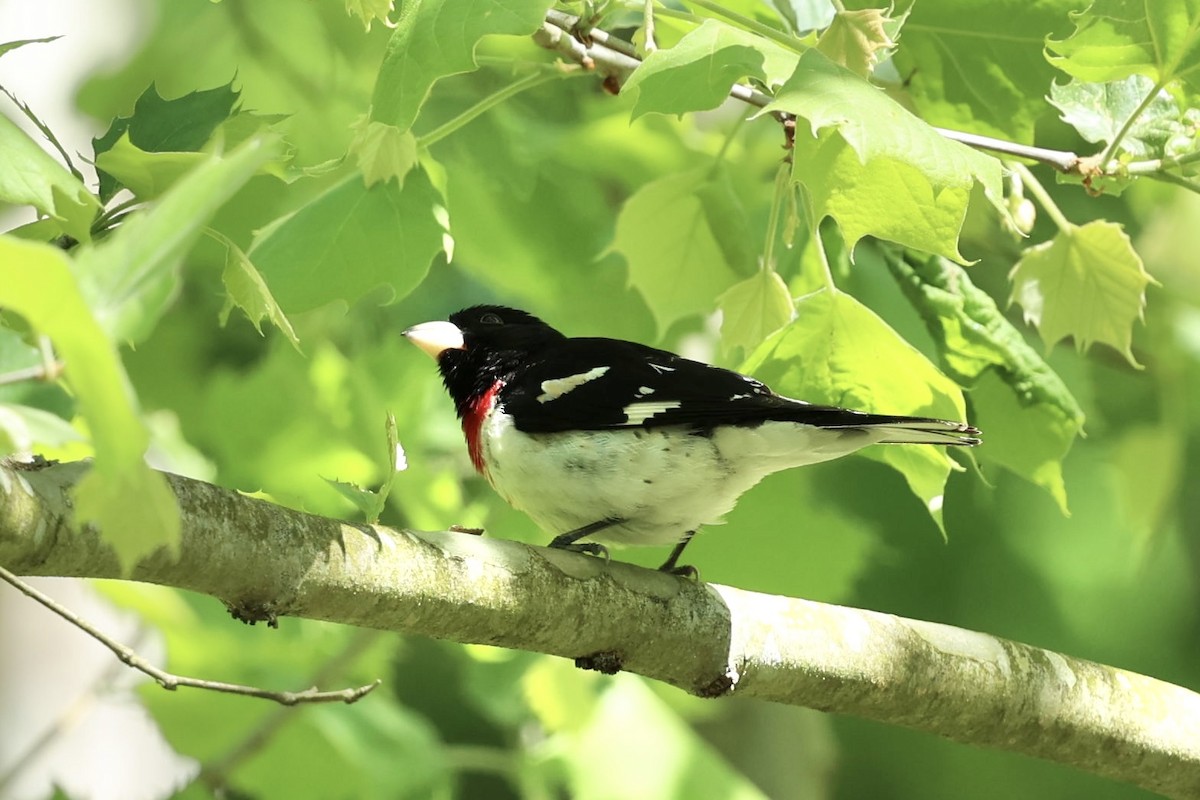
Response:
[0, 563, 380, 706]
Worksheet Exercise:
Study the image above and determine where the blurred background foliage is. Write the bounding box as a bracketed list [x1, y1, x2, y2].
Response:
[1, 0, 1199, 798]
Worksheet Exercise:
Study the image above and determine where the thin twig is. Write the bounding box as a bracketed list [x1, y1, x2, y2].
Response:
[1099, 78, 1168, 169]
[0, 563, 380, 706]
[538, 10, 1107, 181]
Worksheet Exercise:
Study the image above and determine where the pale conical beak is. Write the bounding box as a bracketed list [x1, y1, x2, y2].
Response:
[403, 320, 466, 360]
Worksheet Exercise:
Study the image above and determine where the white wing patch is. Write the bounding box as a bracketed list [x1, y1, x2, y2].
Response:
[623, 400, 682, 425]
[636, 386, 655, 397]
[537, 366, 610, 403]
[649, 363, 675, 374]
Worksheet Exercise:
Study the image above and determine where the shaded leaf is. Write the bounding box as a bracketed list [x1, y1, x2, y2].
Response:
[93, 80, 240, 202]
[612, 167, 755, 331]
[250, 169, 445, 312]
[846, 0, 1082, 141]
[0, 36, 62, 59]
[886, 250, 1084, 512]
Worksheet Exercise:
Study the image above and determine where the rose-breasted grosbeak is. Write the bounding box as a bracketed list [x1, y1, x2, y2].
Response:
[405, 305, 980, 575]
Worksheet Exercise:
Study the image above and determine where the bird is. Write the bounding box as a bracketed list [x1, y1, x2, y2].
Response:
[404, 305, 980, 576]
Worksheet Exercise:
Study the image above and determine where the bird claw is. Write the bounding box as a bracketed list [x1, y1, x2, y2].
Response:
[551, 540, 610, 561]
[659, 562, 699, 580]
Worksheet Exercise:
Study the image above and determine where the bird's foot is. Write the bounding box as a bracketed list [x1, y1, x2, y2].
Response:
[548, 519, 621, 562]
[552, 540, 610, 561]
[659, 562, 699, 580]
[656, 531, 699, 579]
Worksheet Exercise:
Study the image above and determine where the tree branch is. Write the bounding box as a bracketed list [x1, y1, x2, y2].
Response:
[2, 460, 1199, 797]
[537, 11, 1092, 177]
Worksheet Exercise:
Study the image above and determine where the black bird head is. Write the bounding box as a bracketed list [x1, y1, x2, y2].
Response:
[404, 305, 565, 418]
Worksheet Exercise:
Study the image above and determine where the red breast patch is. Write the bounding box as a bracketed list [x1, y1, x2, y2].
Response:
[463, 380, 502, 475]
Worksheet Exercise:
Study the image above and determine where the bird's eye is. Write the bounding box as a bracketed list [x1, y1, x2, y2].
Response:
[480, 313, 504, 325]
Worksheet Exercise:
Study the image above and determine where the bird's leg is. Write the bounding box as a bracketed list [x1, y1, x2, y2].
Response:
[548, 518, 622, 560]
[656, 531, 699, 578]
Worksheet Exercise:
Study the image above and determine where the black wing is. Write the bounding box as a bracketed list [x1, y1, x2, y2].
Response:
[499, 336, 941, 434]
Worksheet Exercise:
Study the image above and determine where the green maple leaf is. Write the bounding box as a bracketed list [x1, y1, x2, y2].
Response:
[612, 167, 755, 331]
[623, 19, 799, 118]
[742, 288, 967, 533]
[1047, 0, 1200, 91]
[370, 0, 553, 131]
[1049, 75, 1185, 159]
[816, 6, 906, 79]
[765, 50, 1004, 262]
[887, 250, 1084, 513]
[1009, 220, 1155, 366]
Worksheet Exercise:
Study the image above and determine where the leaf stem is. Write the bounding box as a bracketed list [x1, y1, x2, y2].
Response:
[641, 0, 657, 54]
[680, 0, 807, 54]
[1099, 78, 1168, 168]
[795, 183, 836, 292]
[1011, 162, 1073, 234]
[761, 161, 790, 271]
[417, 69, 577, 150]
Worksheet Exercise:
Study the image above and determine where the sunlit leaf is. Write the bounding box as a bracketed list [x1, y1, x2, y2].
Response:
[0, 236, 178, 567]
[348, 118, 418, 186]
[742, 288, 966, 532]
[75, 135, 281, 344]
[612, 167, 755, 331]
[93, 133, 208, 199]
[719, 269, 794, 356]
[1009, 220, 1154, 366]
[345, 0, 395, 31]
[816, 6, 905, 78]
[369, 0, 554, 131]
[1049, 75, 1185, 158]
[250, 169, 445, 312]
[624, 19, 800, 118]
[1047, 0, 1200, 90]
[765, 50, 1005, 261]
[0, 114, 99, 242]
[216, 233, 301, 350]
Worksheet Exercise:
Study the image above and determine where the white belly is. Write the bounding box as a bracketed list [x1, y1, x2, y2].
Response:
[478, 411, 880, 546]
